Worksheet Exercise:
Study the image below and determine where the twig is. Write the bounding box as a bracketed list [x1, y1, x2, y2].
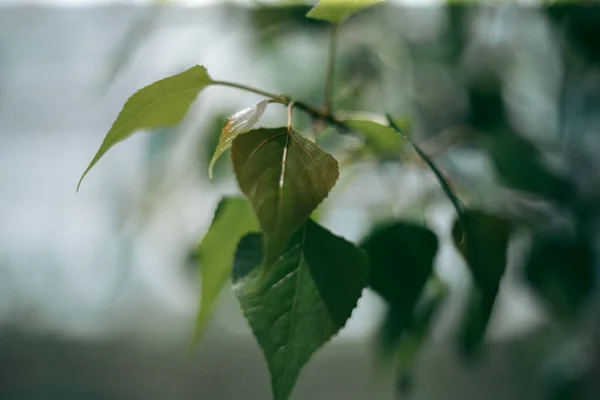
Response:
[213, 80, 349, 133]
[386, 114, 466, 240]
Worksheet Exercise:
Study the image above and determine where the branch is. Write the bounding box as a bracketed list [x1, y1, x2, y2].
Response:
[386, 115, 466, 239]
[213, 80, 350, 133]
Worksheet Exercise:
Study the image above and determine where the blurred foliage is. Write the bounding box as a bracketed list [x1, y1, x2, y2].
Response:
[73, 1, 600, 399]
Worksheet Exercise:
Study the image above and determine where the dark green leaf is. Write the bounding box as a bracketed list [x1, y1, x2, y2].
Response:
[78, 65, 212, 190]
[363, 222, 441, 395]
[525, 233, 594, 320]
[306, 0, 386, 23]
[231, 127, 339, 266]
[233, 220, 369, 400]
[208, 100, 269, 179]
[458, 287, 497, 359]
[362, 222, 438, 332]
[193, 197, 259, 344]
[451, 209, 512, 355]
[392, 277, 448, 397]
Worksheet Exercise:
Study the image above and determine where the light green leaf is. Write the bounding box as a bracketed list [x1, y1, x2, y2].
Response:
[208, 100, 269, 179]
[451, 209, 512, 356]
[345, 119, 404, 159]
[78, 65, 212, 191]
[231, 127, 339, 266]
[306, 0, 386, 23]
[233, 220, 369, 400]
[192, 197, 259, 345]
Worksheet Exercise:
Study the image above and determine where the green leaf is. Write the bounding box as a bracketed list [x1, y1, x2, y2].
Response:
[231, 127, 339, 266]
[233, 220, 369, 400]
[483, 130, 573, 204]
[78, 65, 212, 191]
[306, 0, 386, 23]
[451, 209, 512, 356]
[362, 222, 440, 395]
[525, 232, 593, 320]
[392, 277, 448, 396]
[361, 222, 438, 331]
[208, 100, 269, 179]
[344, 119, 404, 159]
[193, 197, 259, 344]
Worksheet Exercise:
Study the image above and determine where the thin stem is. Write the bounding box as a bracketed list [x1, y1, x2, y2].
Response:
[287, 101, 296, 131]
[294, 102, 348, 132]
[212, 79, 349, 133]
[386, 114, 466, 240]
[212, 80, 286, 102]
[323, 23, 339, 114]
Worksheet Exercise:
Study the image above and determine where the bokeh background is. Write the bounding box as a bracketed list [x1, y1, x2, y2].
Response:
[1, 0, 600, 399]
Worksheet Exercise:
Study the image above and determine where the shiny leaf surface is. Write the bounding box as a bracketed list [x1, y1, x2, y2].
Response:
[208, 100, 269, 179]
[231, 127, 339, 266]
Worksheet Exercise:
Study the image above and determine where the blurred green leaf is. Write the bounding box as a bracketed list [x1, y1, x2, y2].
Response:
[467, 79, 572, 204]
[362, 222, 438, 340]
[208, 100, 269, 179]
[231, 127, 339, 266]
[192, 197, 259, 345]
[451, 209, 512, 356]
[525, 232, 594, 320]
[345, 119, 405, 160]
[483, 131, 573, 204]
[392, 277, 448, 396]
[78, 65, 212, 190]
[306, 0, 386, 23]
[458, 286, 497, 359]
[233, 220, 369, 400]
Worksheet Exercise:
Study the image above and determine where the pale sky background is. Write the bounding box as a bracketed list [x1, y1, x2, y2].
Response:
[0, 0, 453, 7]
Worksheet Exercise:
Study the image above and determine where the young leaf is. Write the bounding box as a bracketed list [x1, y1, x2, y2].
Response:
[344, 119, 405, 159]
[78, 65, 212, 190]
[192, 197, 259, 344]
[451, 209, 512, 355]
[233, 220, 369, 400]
[208, 100, 269, 179]
[231, 127, 339, 266]
[361, 222, 438, 333]
[306, 0, 386, 23]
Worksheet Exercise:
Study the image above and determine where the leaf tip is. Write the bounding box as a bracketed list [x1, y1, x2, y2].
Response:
[76, 170, 88, 193]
